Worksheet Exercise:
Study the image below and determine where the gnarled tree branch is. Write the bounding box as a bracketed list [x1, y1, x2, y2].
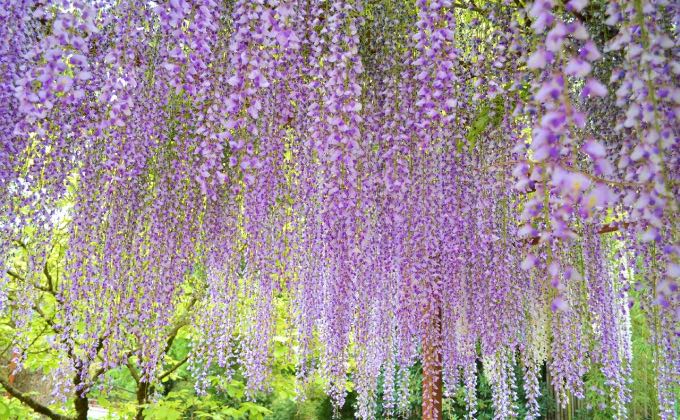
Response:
[0, 376, 73, 420]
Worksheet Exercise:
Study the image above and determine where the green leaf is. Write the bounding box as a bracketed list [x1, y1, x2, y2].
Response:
[221, 406, 243, 419]
[273, 341, 287, 359]
[0, 400, 9, 420]
[196, 411, 221, 419]
[226, 380, 245, 400]
[144, 404, 183, 420]
[239, 402, 272, 416]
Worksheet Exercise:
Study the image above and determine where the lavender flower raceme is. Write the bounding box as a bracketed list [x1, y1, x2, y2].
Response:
[0, 1, 677, 418]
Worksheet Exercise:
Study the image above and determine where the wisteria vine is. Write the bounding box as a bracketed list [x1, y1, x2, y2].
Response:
[0, 0, 677, 419]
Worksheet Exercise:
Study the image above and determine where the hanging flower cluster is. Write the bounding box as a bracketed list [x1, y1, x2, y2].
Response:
[604, 0, 679, 416]
[1, 0, 677, 419]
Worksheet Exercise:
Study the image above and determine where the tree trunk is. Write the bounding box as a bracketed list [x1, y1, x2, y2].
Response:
[73, 368, 89, 420]
[422, 303, 443, 420]
[135, 381, 151, 420]
[74, 394, 89, 420]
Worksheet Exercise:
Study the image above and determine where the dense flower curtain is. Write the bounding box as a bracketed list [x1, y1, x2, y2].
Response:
[0, 0, 677, 418]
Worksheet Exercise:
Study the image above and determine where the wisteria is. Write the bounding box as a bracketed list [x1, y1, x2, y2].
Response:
[0, 0, 677, 419]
